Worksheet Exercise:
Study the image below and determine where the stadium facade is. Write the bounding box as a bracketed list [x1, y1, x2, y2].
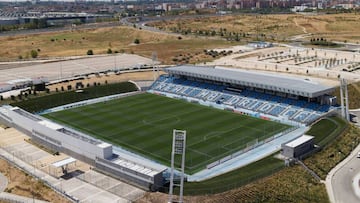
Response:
[0, 105, 166, 191]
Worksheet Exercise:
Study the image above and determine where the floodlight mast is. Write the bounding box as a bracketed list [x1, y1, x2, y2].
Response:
[152, 52, 158, 82]
[339, 78, 350, 121]
[168, 129, 186, 203]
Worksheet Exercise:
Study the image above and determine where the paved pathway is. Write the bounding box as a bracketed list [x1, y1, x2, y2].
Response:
[0, 172, 8, 192]
[188, 126, 308, 181]
[0, 147, 135, 203]
[326, 142, 360, 203]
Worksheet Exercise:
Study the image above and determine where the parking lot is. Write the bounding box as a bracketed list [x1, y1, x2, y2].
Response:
[0, 54, 157, 84]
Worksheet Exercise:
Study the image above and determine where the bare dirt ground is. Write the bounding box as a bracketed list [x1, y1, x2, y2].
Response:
[0, 158, 70, 203]
[0, 127, 70, 203]
[206, 45, 360, 84]
[149, 13, 360, 43]
[47, 70, 157, 91]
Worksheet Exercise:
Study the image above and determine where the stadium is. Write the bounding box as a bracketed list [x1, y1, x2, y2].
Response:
[0, 65, 338, 191]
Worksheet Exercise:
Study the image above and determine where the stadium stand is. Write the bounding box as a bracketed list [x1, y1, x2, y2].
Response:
[0, 105, 166, 191]
[149, 65, 337, 125]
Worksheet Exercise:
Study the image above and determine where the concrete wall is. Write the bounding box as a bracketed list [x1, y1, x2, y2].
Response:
[0, 105, 164, 190]
[95, 157, 163, 191]
[282, 139, 314, 158]
[4, 106, 112, 160]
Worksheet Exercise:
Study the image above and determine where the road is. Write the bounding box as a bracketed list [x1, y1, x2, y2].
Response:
[0, 21, 122, 37]
[327, 141, 360, 203]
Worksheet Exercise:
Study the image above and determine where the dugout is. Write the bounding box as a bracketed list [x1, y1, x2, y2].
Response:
[282, 135, 314, 158]
[49, 157, 77, 177]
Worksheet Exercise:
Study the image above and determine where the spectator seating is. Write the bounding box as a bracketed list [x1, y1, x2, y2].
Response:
[150, 75, 334, 125]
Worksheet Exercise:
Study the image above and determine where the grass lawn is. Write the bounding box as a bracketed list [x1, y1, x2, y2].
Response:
[306, 116, 347, 147]
[181, 155, 284, 195]
[43, 93, 290, 174]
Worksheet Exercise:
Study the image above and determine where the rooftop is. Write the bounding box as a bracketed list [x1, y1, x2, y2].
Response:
[38, 120, 63, 130]
[165, 65, 334, 97]
[285, 135, 314, 148]
[52, 157, 76, 168]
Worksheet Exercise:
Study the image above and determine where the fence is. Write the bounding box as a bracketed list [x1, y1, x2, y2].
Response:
[39, 91, 142, 115]
[0, 148, 79, 203]
[206, 126, 298, 169]
[159, 164, 285, 196]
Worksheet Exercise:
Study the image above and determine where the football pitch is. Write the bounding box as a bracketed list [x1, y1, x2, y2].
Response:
[43, 93, 290, 174]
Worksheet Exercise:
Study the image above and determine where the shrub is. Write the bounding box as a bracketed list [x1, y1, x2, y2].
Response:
[107, 48, 112, 54]
[134, 39, 140, 44]
[30, 50, 38, 58]
[87, 49, 94, 55]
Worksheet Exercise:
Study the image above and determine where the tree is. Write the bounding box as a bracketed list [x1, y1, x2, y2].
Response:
[107, 48, 112, 54]
[134, 39, 140, 44]
[30, 50, 38, 58]
[87, 49, 94, 55]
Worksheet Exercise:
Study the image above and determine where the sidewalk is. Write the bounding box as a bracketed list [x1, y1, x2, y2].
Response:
[0, 147, 129, 203]
[0, 173, 7, 192]
[325, 143, 360, 203]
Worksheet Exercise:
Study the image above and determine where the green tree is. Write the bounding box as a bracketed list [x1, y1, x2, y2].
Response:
[30, 50, 38, 58]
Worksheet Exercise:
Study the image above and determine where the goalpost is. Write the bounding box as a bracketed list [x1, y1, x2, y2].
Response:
[246, 138, 259, 150]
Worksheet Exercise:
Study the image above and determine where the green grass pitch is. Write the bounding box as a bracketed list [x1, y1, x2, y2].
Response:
[43, 93, 290, 174]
